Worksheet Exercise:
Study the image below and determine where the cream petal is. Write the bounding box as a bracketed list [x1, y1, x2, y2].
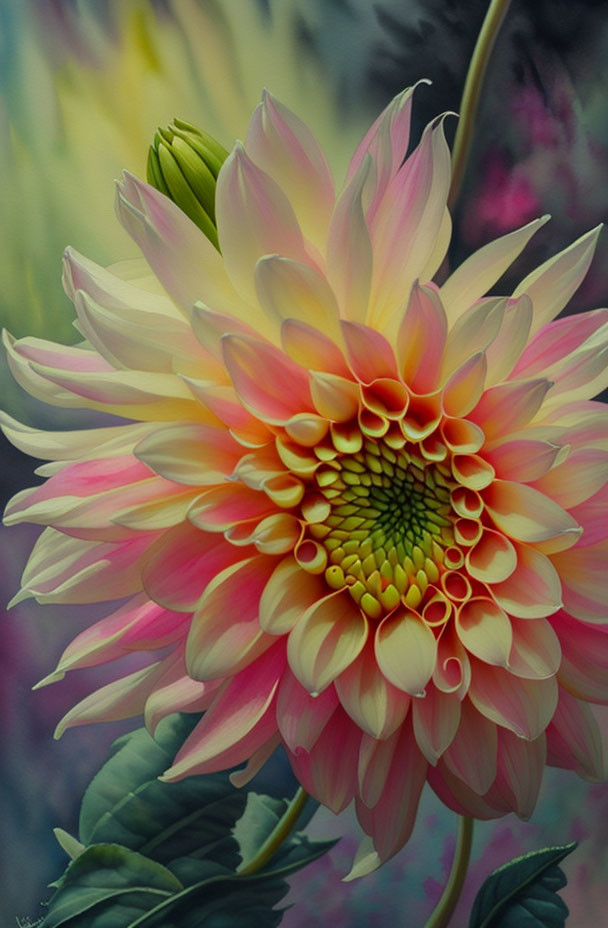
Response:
[507, 617, 561, 679]
[512, 307, 608, 379]
[441, 297, 506, 380]
[0, 412, 156, 462]
[484, 295, 533, 386]
[483, 480, 580, 544]
[441, 352, 487, 417]
[259, 556, 327, 636]
[14, 528, 155, 607]
[375, 609, 437, 696]
[335, 640, 411, 739]
[341, 320, 399, 383]
[215, 142, 310, 302]
[255, 255, 340, 338]
[54, 651, 181, 738]
[287, 590, 368, 693]
[115, 172, 249, 318]
[368, 115, 451, 335]
[513, 225, 602, 337]
[134, 423, 242, 484]
[325, 155, 373, 324]
[465, 529, 517, 583]
[281, 319, 349, 376]
[245, 90, 334, 247]
[440, 216, 549, 324]
[222, 334, 314, 423]
[456, 598, 513, 667]
[491, 542, 562, 619]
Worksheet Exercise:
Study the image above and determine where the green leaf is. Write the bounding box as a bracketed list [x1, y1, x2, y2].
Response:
[41, 845, 183, 928]
[469, 842, 578, 928]
[78, 714, 246, 873]
[43, 715, 335, 927]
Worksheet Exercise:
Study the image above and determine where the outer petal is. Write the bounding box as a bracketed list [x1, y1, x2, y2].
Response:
[468, 660, 558, 740]
[186, 556, 277, 681]
[552, 539, 608, 622]
[325, 155, 373, 324]
[396, 282, 447, 393]
[115, 172, 248, 318]
[493, 729, 546, 819]
[368, 116, 452, 335]
[335, 640, 411, 739]
[440, 216, 549, 324]
[546, 689, 606, 781]
[141, 523, 250, 611]
[352, 718, 427, 870]
[215, 142, 310, 303]
[412, 685, 461, 765]
[276, 668, 339, 753]
[513, 225, 602, 336]
[288, 707, 361, 814]
[482, 480, 580, 544]
[443, 697, 497, 793]
[245, 90, 334, 247]
[161, 642, 286, 780]
[222, 335, 314, 423]
[255, 256, 340, 338]
[134, 423, 242, 484]
[555, 611, 608, 702]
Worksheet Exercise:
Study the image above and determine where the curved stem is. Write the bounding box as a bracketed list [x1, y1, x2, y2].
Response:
[448, 0, 513, 212]
[424, 816, 474, 928]
[237, 787, 309, 876]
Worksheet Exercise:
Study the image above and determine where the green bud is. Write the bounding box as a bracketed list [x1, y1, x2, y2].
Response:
[146, 119, 229, 251]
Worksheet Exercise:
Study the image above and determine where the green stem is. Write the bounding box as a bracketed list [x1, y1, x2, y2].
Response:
[237, 787, 309, 875]
[447, 0, 513, 212]
[424, 816, 474, 928]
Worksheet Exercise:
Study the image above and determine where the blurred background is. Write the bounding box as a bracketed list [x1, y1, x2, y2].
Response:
[2, 0, 608, 924]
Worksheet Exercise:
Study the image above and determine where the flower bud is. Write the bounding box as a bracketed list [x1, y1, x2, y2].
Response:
[147, 119, 228, 250]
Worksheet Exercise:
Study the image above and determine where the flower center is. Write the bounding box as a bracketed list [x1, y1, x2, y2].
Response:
[304, 437, 458, 618]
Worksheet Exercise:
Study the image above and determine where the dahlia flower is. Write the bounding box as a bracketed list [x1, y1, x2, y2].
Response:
[3, 84, 608, 878]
